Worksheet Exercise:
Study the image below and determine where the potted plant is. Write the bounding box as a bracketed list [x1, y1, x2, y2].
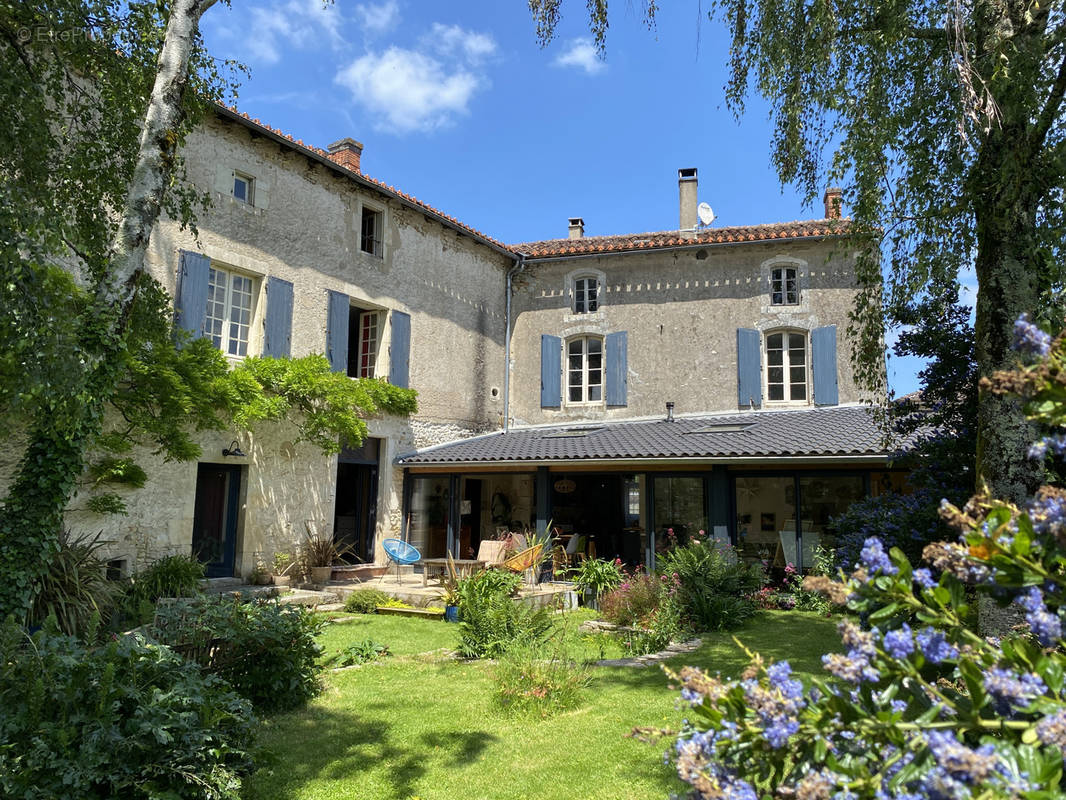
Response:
[434, 552, 462, 622]
[573, 557, 623, 610]
[301, 532, 351, 586]
[271, 552, 293, 588]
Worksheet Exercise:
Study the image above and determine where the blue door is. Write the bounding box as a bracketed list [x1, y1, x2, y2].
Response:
[192, 464, 241, 577]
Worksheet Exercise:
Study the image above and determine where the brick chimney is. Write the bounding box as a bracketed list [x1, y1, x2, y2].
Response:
[823, 187, 843, 219]
[327, 137, 363, 172]
[679, 168, 698, 234]
[568, 217, 585, 239]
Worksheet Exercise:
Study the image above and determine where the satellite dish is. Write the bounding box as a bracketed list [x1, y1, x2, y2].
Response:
[697, 202, 716, 226]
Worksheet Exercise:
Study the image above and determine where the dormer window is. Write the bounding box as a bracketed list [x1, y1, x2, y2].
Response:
[770, 267, 798, 305]
[574, 276, 598, 314]
[232, 171, 254, 205]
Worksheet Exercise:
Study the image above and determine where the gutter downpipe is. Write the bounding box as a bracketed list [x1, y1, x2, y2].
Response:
[503, 253, 527, 433]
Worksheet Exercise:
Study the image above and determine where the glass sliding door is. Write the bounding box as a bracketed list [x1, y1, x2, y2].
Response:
[408, 476, 450, 558]
[798, 475, 865, 568]
[652, 476, 707, 554]
[734, 476, 796, 566]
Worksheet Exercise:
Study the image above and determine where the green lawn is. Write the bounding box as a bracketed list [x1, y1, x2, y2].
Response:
[244, 610, 840, 800]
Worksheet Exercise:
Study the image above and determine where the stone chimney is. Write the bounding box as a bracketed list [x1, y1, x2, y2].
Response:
[823, 187, 843, 219]
[679, 168, 698, 234]
[568, 217, 585, 239]
[326, 137, 364, 172]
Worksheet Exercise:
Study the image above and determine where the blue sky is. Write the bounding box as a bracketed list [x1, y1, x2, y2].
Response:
[199, 0, 955, 397]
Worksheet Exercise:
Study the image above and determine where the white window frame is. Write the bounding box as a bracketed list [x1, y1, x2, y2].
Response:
[232, 171, 255, 205]
[352, 309, 379, 379]
[360, 204, 384, 258]
[573, 275, 599, 314]
[566, 335, 604, 405]
[764, 329, 809, 404]
[205, 265, 256, 358]
[770, 266, 798, 305]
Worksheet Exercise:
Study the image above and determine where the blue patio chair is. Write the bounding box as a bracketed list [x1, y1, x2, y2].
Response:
[381, 538, 421, 584]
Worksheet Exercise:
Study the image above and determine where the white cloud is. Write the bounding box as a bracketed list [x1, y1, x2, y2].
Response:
[335, 24, 497, 134]
[220, 0, 344, 66]
[335, 47, 482, 133]
[427, 23, 497, 63]
[552, 38, 605, 75]
[355, 0, 400, 36]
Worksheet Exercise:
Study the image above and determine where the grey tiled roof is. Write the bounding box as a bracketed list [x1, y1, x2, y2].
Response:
[398, 405, 907, 465]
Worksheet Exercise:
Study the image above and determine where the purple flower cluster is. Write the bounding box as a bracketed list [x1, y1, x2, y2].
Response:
[1036, 709, 1066, 754]
[1015, 587, 1062, 647]
[1026, 493, 1066, 538]
[674, 723, 757, 800]
[1027, 433, 1066, 460]
[1013, 314, 1052, 356]
[883, 624, 914, 659]
[915, 627, 958, 664]
[743, 661, 806, 749]
[823, 621, 880, 684]
[859, 537, 898, 576]
[982, 666, 1047, 715]
[923, 730, 998, 792]
[912, 568, 936, 590]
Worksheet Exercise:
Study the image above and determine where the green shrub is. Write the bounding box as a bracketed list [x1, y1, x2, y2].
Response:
[29, 529, 119, 639]
[657, 541, 761, 631]
[0, 622, 256, 799]
[343, 587, 391, 613]
[151, 596, 325, 713]
[455, 570, 551, 659]
[117, 554, 205, 627]
[599, 571, 662, 626]
[323, 639, 390, 667]
[572, 557, 624, 601]
[493, 639, 591, 717]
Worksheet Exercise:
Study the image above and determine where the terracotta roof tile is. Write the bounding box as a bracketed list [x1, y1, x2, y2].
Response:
[512, 219, 850, 258]
[215, 103, 514, 254]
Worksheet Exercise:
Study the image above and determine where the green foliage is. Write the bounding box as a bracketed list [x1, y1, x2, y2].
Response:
[455, 571, 551, 659]
[151, 597, 325, 714]
[657, 541, 761, 631]
[599, 571, 663, 627]
[232, 356, 418, 454]
[787, 547, 836, 615]
[0, 622, 256, 799]
[493, 637, 591, 717]
[27, 529, 119, 638]
[572, 557, 624, 599]
[343, 588, 392, 613]
[666, 328, 1066, 798]
[323, 639, 390, 667]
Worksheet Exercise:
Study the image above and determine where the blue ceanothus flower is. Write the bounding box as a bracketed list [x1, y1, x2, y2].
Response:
[1013, 313, 1052, 356]
[1015, 586, 1062, 647]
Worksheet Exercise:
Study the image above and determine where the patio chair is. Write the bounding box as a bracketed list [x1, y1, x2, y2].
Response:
[501, 544, 544, 587]
[381, 538, 421, 584]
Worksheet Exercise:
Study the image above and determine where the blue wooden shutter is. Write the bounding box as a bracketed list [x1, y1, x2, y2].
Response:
[605, 331, 628, 407]
[736, 328, 762, 409]
[389, 311, 411, 388]
[326, 290, 349, 372]
[263, 277, 294, 357]
[540, 335, 561, 408]
[812, 325, 839, 405]
[175, 250, 211, 337]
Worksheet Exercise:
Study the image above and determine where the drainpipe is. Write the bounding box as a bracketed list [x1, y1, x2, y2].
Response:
[503, 253, 526, 433]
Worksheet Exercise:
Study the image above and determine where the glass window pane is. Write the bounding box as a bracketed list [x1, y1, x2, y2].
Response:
[587, 338, 601, 355]
[653, 477, 706, 552]
[790, 383, 806, 400]
[734, 476, 796, 564]
[789, 333, 805, 351]
[589, 385, 602, 401]
[798, 475, 866, 570]
[768, 384, 784, 401]
[768, 349, 783, 366]
[768, 367, 783, 383]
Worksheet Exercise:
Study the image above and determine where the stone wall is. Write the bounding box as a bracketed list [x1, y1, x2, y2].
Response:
[509, 238, 870, 425]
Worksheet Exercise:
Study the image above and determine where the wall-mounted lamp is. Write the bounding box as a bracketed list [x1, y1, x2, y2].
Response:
[222, 440, 246, 458]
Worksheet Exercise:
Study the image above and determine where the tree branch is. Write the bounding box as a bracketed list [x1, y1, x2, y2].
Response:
[837, 25, 950, 43]
[1032, 52, 1066, 153]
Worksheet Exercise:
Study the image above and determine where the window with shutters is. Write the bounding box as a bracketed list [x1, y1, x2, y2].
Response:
[573, 276, 599, 313]
[347, 308, 379, 378]
[765, 330, 808, 403]
[770, 267, 798, 305]
[566, 336, 604, 405]
[204, 266, 256, 357]
[361, 205, 383, 257]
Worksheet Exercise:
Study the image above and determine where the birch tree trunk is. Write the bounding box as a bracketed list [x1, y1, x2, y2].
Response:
[0, 0, 218, 623]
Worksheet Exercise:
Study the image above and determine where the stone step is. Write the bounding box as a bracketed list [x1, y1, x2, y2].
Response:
[201, 577, 244, 593]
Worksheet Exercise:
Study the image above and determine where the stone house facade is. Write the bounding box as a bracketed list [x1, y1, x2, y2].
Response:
[4, 105, 898, 578]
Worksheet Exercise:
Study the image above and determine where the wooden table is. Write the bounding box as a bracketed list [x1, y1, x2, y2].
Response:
[419, 558, 486, 587]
